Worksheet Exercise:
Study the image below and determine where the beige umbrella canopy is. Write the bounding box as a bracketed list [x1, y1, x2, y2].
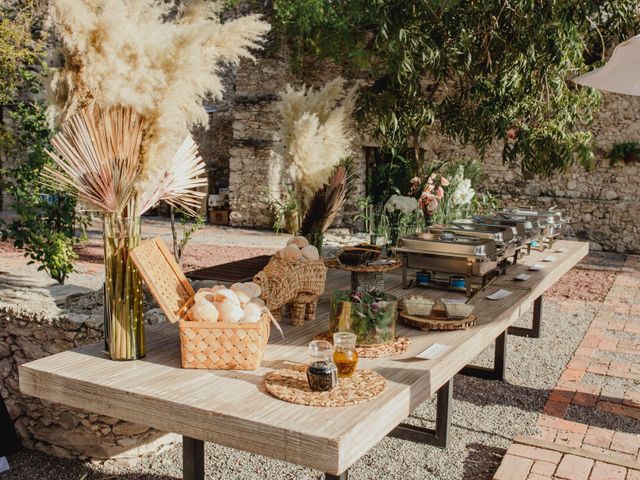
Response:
[574, 35, 640, 95]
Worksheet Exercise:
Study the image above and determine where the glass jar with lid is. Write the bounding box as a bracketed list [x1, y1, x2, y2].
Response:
[306, 340, 338, 392]
[333, 332, 358, 378]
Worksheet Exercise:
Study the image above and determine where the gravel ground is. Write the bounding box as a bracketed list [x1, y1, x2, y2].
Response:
[2, 300, 595, 480]
[544, 267, 616, 302]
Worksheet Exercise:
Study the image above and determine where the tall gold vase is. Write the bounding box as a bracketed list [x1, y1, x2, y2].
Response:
[103, 214, 145, 360]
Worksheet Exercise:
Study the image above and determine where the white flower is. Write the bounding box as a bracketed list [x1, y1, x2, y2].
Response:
[451, 179, 475, 206]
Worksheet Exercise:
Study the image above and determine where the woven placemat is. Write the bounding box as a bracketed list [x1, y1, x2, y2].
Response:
[314, 332, 411, 358]
[264, 364, 386, 407]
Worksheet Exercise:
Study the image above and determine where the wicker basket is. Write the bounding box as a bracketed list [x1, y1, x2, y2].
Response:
[130, 238, 270, 370]
[254, 257, 327, 326]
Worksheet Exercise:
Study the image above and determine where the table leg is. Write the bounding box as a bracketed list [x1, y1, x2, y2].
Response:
[387, 378, 452, 448]
[401, 255, 408, 288]
[460, 331, 506, 381]
[183, 436, 204, 480]
[325, 471, 349, 479]
[508, 294, 543, 338]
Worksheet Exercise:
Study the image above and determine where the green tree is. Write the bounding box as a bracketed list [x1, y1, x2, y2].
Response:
[0, 3, 80, 284]
[272, 1, 639, 177]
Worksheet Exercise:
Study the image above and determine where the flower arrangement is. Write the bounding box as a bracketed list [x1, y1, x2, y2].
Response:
[42, 0, 270, 360]
[48, 0, 270, 185]
[330, 290, 398, 345]
[277, 77, 357, 211]
[411, 163, 476, 225]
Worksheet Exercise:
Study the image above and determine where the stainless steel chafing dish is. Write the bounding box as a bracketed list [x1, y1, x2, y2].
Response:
[499, 207, 567, 246]
[472, 214, 542, 253]
[428, 223, 519, 272]
[395, 232, 499, 296]
[454, 218, 528, 248]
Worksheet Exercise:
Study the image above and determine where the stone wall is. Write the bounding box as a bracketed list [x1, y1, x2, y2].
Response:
[0, 303, 177, 464]
[413, 93, 640, 253]
[478, 93, 640, 253]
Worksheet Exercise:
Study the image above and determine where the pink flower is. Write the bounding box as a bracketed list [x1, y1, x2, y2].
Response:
[436, 186, 444, 199]
[427, 199, 438, 213]
[440, 176, 450, 186]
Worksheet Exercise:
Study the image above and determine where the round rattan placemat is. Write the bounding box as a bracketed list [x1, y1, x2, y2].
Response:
[264, 365, 386, 407]
[314, 332, 412, 358]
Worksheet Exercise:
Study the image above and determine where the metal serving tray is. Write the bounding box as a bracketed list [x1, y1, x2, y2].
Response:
[396, 233, 498, 259]
[428, 224, 518, 270]
[473, 215, 542, 243]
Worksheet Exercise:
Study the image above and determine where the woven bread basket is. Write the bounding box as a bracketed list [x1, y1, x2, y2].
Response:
[129, 238, 270, 370]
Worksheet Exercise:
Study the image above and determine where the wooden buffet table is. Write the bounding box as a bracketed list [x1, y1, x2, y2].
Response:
[19, 240, 588, 480]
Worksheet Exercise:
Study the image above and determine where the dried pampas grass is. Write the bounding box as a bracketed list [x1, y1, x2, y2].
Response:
[47, 0, 270, 202]
[277, 78, 356, 210]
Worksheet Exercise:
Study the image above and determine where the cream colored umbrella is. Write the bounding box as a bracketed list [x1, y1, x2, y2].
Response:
[574, 35, 640, 95]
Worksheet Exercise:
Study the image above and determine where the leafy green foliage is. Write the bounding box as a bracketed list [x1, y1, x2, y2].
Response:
[272, 0, 640, 176]
[0, 4, 80, 284]
[0, 103, 81, 284]
[607, 142, 640, 166]
[269, 183, 299, 233]
[170, 206, 204, 266]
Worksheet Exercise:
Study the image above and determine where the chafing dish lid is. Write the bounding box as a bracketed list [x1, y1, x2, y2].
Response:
[397, 233, 497, 257]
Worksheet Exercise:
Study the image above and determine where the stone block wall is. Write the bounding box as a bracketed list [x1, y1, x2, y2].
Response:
[477, 92, 640, 253]
[0, 307, 177, 464]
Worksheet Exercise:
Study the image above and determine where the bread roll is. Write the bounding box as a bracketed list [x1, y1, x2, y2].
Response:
[281, 245, 303, 262]
[194, 289, 216, 304]
[242, 301, 263, 322]
[287, 236, 309, 248]
[218, 299, 244, 322]
[213, 288, 240, 306]
[230, 284, 252, 306]
[301, 245, 319, 261]
[242, 281, 261, 298]
[188, 302, 219, 322]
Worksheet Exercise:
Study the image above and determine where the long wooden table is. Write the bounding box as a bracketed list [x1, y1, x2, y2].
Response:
[19, 240, 588, 479]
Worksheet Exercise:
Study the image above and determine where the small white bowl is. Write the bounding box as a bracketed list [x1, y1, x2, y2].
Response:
[404, 296, 435, 317]
[444, 303, 475, 319]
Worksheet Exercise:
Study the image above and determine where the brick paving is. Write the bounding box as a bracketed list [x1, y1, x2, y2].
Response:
[494, 256, 640, 479]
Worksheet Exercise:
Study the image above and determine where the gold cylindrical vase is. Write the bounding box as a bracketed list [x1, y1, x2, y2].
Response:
[103, 214, 145, 360]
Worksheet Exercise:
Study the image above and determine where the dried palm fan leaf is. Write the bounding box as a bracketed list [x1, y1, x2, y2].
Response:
[44, 105, 207, 216]
[301, 159, 358, 235]
[137, 136, 208, 216]
[44, 106, 145, 213]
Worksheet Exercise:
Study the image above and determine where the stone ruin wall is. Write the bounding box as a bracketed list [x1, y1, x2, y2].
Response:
[0, 305, 178, 464]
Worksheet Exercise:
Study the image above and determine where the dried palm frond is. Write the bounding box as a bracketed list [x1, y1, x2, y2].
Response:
[301, 159, 358, 235]
[44, 105, 207, 216]
[138, 136, 208, 216]
[44, 106, 145, 214]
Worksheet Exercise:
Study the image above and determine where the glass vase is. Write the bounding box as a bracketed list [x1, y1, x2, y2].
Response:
[329, 290, 398, 346]
[103, 214, 145, 360]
